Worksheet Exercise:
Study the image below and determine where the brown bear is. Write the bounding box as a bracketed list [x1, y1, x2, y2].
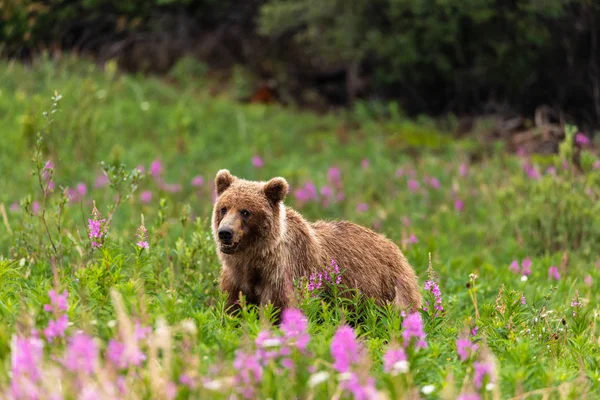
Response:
[212, 169, 422, 315]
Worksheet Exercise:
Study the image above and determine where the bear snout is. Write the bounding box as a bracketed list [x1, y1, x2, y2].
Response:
[218, 227, 234, 244]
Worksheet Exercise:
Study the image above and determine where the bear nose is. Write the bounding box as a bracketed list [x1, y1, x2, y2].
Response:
[218, 227, 233, 243]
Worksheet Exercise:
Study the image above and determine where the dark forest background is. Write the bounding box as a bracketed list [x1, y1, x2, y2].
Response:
[2, 0, 600, 133]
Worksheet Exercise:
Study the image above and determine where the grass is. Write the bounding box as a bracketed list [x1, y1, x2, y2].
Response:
[1, 55, 600, 399]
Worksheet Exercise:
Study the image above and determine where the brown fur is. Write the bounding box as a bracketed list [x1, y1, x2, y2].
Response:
[212, 169, 422, 314]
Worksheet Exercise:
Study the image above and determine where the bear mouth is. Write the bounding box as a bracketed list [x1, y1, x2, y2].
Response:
[220, 242, 239, 254]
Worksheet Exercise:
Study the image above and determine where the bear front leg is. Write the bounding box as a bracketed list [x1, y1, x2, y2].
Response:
[220, 269, 242, 315]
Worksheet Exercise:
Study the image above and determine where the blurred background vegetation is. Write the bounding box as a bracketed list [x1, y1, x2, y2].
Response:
[2, 0, 600, 134]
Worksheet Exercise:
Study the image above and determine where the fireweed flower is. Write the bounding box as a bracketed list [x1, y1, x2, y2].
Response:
[76, 182, 88, 198]
[44, 314, 69, 341]
[136, 215, 149, 249]
[356, 203, 369, 212]
[473, 361, 495, 390]
[328, 167, 342, 186]
[280, 308, 310, 352]
[139, 190, 152, 204]
[383, 346, 408, 375]
[457, 394, 481, 400]
[251, 156, 264, 168]
[32, 201, 40, 214]
[63, 333, 98, 374]
[11, 334, 44, 399]
[331, 326, 364, 373]
[423, 280, 443, 316]
[95, 173, 109, 188]
[456, 338, 478, 362]
[402, 313, 427, 349]
[509, 260, 520, 274]
[44, 290, 68, 312]
[342, 373, 377, 400]
[191, 175, 204, 187]
[454, 199, 464, 212]
[407, 179, 419, 193]
[294, 182, 318, 204]
[575, 133, 590, 146]
[88, 202, 106, 248]
[585, 275, 593, 287]
[361, 159, 369, 169]
[520, 295, 526, 305]
[521, 257, 532, 276]
[548, 266, 560, 280]
[106, 339, 146, 369]
[428, 177, 441, 189]
[232, 350, 263, 399]
[308, 259, 342, 291]
[571, 291, 583, 317]
[150, 159, 163, 177]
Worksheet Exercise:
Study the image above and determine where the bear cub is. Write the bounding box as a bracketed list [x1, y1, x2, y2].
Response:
[212, 169, 422, 314]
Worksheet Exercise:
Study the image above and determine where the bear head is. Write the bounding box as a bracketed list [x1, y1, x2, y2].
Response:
[212, 169, 289, 255]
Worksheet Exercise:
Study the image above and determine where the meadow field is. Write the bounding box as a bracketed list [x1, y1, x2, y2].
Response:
[0, 56, 599, 399]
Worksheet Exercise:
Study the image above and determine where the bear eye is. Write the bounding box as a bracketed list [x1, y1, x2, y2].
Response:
[220, 207, 227, 216]
[240, 209, 251, 218]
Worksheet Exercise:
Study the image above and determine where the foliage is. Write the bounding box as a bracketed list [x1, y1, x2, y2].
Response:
[0, 58, 600, 399]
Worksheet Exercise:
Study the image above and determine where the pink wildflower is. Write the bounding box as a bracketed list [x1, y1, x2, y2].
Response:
[459, 163, 469, 176]
[32, 201, 40, 214]
[454, 199, 464, 212]
[402, 313, 427, 349]
[44, 314, 69, 341]
[294, 182, 318, 204]
[136, 216, 149, 249]
[191, 175, 204, 187]
[179, 374, 197, 389]
[11, 335, 44, 399]
[44, 290, 68, 312]
[395, 168, 404, 177]
[423, 280, 443, 316]
[76, 183, 88, 197]
[575, 133, 590, 146]
[594, 160, 600, 170]
[456, 338, 478, 361]
[232, 351, 263, 399]
[521, 257, 532, 276]
[106, 339, 146, 369]
[407, 179, 419, 192]
[383, 347, 407, 374]
[281, 309, 310, 352]
[457, 394, 481, 400]
[428, 177, 441, 189]
[342, 374, 377, 400]
[331, 325, 363, 373]
[585, 275, 593, 287]
[328, 167, 342, 186]
[509, 260, 520, 274]
[361, 159, 369, 169]
[356, 203, 369, 212]
[521, 295, 526, 305]
[63, 333, 98, 374]
[10, 202, 19, 212]
[251, 156, 264, 168]
[95, 173, 109, 188]
[473, 361, 494, 389]
[139, 190, 152, 203]
[150, 160, 163, 177]
[548, 266, 560, 280]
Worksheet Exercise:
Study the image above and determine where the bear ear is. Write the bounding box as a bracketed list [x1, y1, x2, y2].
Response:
[264, 177, 289, 204]
[215, 169, 236, 195]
